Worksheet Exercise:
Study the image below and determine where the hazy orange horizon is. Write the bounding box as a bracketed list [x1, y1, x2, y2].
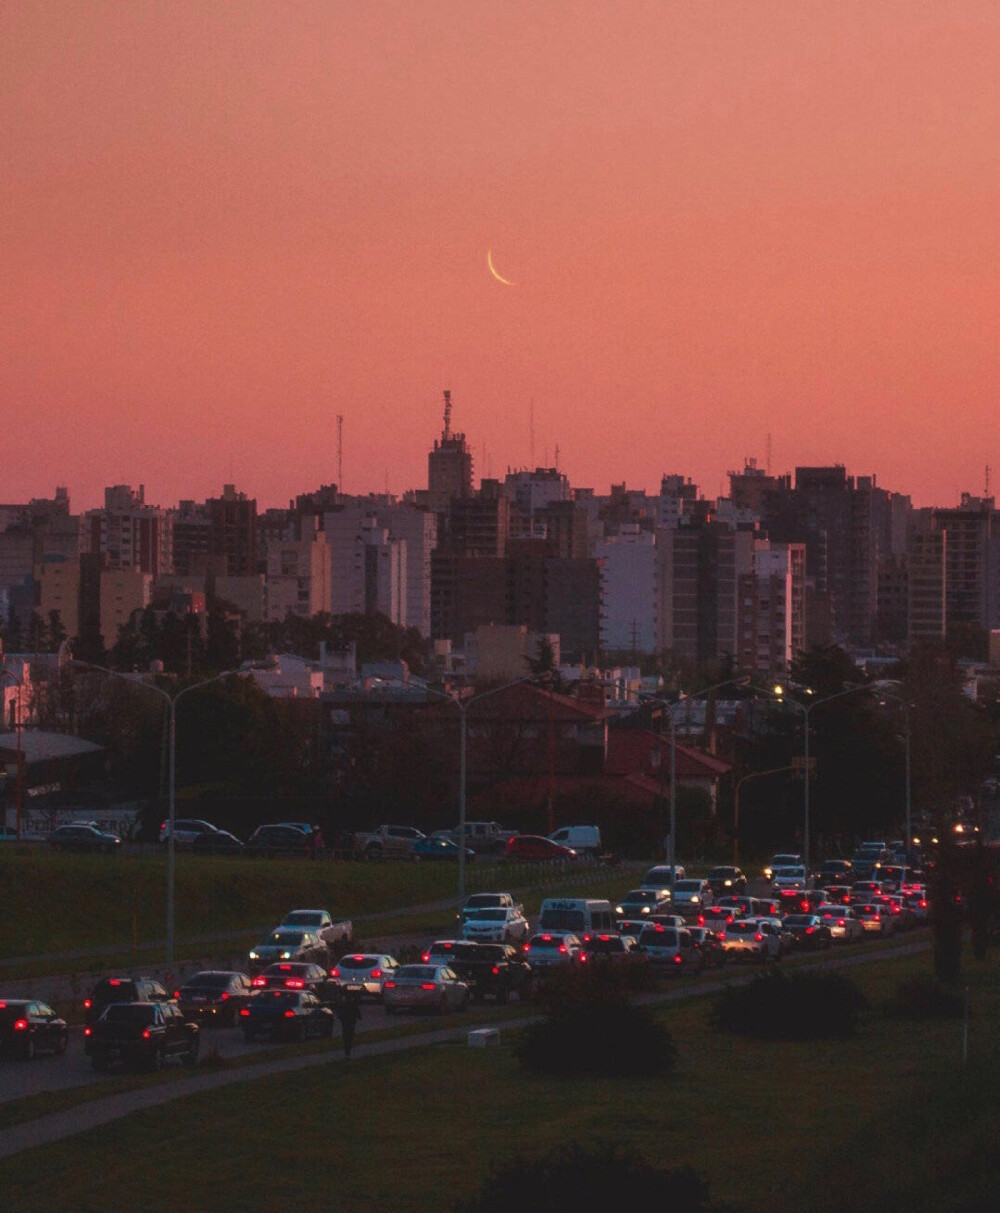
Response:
[4, 1, 998, 513]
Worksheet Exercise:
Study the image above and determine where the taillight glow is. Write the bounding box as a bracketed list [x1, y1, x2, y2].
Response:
[579, 953, 588, 963]
[384, 981, 396, 989]
[240, 1008, 250, 1017]
[754, 933, 763, 942]
[284, 1010, 296, 1018]
[251, 977, 266, 987]
[141, 1028, 151, 1039]
[370, 969, 382, 979]
[220, 992, 229, 1000]
[491, 966, 500, 975]
[14, 1018, 28, 1031]
[330, 968, 340, 978]
[84, 1026, 92, 1036]
[285, 979, 305, 989]
[421, 952, 430, 962]
[421, 983, 436, 991]
[173, 990, 180, 998]
[109, 979, 121, 986]
[558, 945, 567, 954]
[84, 999, 92, 1010]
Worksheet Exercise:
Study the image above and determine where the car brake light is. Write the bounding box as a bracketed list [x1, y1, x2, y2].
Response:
[352, 954, 365, 961]
[84, 999, 92, 1009]
[920, 899, 927, 908]
[697, 915, 705, 926]
[220, 992, 229, 1000]
[14, 1018, 28, 1031]
[240, 1008, 250, 1017]
[754, 933, 763, 942]
[523, 944, 531, 952]
[285, 979, 305, 989]
[330, 969, 340, 978]
[673, 954, 682, 964]
[838, 919, 846, 927]
[142, 1028, 151, 1039]
[421, 953, 430, 963]
[370, 969, 382, 979]
[173, 989, 181, 998]
[109, 979, 121, 986]
[384, 981, 396, 989]
[491, 965, 500, 975]
[541, 935, 552, 942]
[717, 931, 726, 941]
[558, 945, 567, 954]
[805, 926, 814, 934]
[284, 1010, 296, 1018]
[579, 953, 588, 963]
[84, 1026, 92, 1036]
[421, 983, 437, 991]
[252, 977, 266, 987]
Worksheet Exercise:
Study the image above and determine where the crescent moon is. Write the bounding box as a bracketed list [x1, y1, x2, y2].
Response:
[487, 248, 517, 286]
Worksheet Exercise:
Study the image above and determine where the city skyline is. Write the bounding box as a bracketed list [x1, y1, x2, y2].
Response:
[5, 2, 999, 511]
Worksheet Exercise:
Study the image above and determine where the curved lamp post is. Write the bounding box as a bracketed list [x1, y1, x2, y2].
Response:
[1, 665, 24, 839]
[72, 662, 244, 964]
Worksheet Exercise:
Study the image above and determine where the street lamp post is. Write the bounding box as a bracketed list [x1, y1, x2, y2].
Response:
[871, 683, 913, 864]
[1, 665, 24, 839]
[645, 677, 749, 876]
[412, 673, 549, 900]
[72, 662, 243, 964]
[765, 681, 893, 882]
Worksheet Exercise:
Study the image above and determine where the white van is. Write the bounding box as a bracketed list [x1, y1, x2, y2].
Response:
[547, 826, 601, 856]
[537, 898, 616, 936]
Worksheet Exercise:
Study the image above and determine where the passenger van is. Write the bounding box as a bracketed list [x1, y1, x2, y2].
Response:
[537, 898, 616, 936]
[547, 825, 601, 856]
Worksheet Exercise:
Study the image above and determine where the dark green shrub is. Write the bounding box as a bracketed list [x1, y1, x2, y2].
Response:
[711, 969, 869, 1040]
[454, 1142, 731, 1212]
[884, 975, 965, 1020]
[516, 990, 676, 1077]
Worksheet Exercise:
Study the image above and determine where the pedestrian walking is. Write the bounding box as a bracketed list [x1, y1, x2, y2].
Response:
[335, 990, 361, 1058]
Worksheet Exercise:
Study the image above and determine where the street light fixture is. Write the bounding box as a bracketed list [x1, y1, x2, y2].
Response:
[72, 662, 244, 964]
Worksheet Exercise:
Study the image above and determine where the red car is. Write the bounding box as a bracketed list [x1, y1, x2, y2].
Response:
[505, 835, 578, 862]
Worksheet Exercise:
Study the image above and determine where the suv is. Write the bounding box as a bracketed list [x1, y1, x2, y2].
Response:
[86, 1001, 199, 1072]
[158, 818, 223, 847]
[706, 866, 747, 896]
[636, 924, 703, 975]
[84, 977, 171, 1026]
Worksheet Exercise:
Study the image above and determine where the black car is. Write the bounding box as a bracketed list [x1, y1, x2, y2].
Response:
[245, 824, 310, 857]
[783, 914, 834, 950]
[84, 976, 171, 1026]
[239, 989, 335, 1042]
[0, 999, 68, 1059]
[48, 824, 121, 854]
[175, 971, 253, 1025]
[86, 1001, 199, 1072]
[250, 962, 337, 1003]
[706, 866, 748, 896]
[191, 830, 244, 855]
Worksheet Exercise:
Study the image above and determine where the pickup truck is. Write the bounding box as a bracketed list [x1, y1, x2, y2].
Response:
[85, 1001, 199, 1072]
[278, 909, 353, 949]
[351, 824, 426, 860]
[444, 822, 518, 855]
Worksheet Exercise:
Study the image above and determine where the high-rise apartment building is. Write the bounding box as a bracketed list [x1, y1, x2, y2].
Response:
[86, 485, 172, 578]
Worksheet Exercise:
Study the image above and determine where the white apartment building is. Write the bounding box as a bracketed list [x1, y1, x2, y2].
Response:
[595, 525, 658, 653]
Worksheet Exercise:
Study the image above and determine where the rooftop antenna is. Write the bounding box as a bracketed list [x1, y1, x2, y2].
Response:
[554, 443, 560, 471]
[442, 389, 452, 441]
[529, 397, 535, 469]
[986, 464, 991, 498]
[766, 431, 772, 476]
[337, 414, 344, 493]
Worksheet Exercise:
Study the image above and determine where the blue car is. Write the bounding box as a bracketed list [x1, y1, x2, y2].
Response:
[411, 836, 476, 863]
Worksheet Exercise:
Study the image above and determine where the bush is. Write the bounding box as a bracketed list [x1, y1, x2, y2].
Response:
[710, 969, 869, 1040]
[454, 1142, 730, 1212]
[516, 986, 676, 1078]
[884, 975, 966, 1020]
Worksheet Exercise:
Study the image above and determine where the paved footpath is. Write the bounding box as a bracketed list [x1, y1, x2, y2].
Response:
[0, 937, 930, 1162]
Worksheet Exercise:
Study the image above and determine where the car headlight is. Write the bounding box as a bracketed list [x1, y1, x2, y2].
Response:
[641, 906, 650, 914]
[724, 879, 733, 887]
[615, 905, 623, 915]
[281, 951, 292, 959]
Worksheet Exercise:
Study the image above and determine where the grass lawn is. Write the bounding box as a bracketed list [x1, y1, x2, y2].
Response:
[3, 944, 999, 1212]
[0, 849, 645, 969]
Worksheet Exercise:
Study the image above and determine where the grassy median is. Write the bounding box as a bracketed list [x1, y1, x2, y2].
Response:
[3, 943, 998, 1212]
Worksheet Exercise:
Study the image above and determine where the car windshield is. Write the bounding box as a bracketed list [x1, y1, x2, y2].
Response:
[102, 1004, 155, 1022]
[538, 909, 585, 931]
[465, 895, 502, 909]
[397, 966, 439, 980]
[467, 909, 507, 921]
[338, 956, 377, 970]
[728, 922, 756, 934]
[673, 881, 700, 893]
[185, 974, 233, 989]
[639, 928, 677, 945]
[268, 931, 306, 945]
[784, 916, 814, 926]
[282, 913, 323, 927]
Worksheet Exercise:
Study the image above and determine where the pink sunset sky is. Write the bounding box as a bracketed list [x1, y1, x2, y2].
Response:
[3, 1, 999, 511]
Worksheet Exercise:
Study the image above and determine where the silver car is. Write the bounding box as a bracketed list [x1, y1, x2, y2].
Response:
[382, 965, 469, 1014]
[329, 953, 400, 1000]
[461, 906, 530, 943]
[523, 933, 583, 970]
[816, 905, 865, 943]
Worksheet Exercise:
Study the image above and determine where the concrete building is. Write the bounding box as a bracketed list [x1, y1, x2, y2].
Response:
[932, 494, 1000, 631]
[465, 623, 560, 683]
[263, 516, 332, 622]
[35, 558, 81, 639]
[86, 485, 173, 578]
[908, 524, 947, 643]
[596, 525, 658, 654]
[99, 568, 152, 650]
[737, 541, 807, 676]
[324, 513, 407, 627]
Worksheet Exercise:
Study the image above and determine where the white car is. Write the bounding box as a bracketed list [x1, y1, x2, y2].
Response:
[278, 909, 352, 948]
[671, 879, 714, 913]
[763, 853, 803, 881]
[461, 905, 530, 943]
[816, 905, 865, 943]
[524, 933, 583, 970]
[615, 888, 672, 919]
[382, 965, 469, 1014]
[771, 866, 808, 892]
[722, 918, 785, 962]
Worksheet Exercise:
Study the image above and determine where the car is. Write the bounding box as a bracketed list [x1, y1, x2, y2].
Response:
[329, 953, 401, 1000]
[250, 962, 337, 1002]
[816, 859, 853, 888]
[852, 904, 886, 934]
[504, 835, 578, 862]
[871, 894, 905, 933]
[175, 971, 253, 1025]
[706, 866, 747, 896]
[699, 906, 738, 931]
[461, 905, 530, 944]
[636, 924, 703, 975]
[547, 825, 601, 856]
[158, 817, 224, 846]
[817, 905, 865, 943]
[903, 889, 930, 922]
[721, 918, 785, 962]
[245, 823, 311, 857]
[852, 880, 885, 901]
[764, 853, 802, 881]
[615, 888, 672, 919]
[0, 999, 68, 1059]
[771, 866, 808, 892]
[86, 1001, 199, 1071]
[687, 926, 727, 967]
[777, 888, 825, 916]
[84, 976, 172, 1026]
[278, 909, 353, 948]
[578, 934, 640, 965]
[48, 823, 121, 854]
[248, 929, 328, 969]
[382, 965, 470, 1014]
[410, 835, 476, 862]
[240, 989, 335, 1041]
[782, 914, 833, 950]
[523, 933, 583, 971]
[642, 864, 686, 888]
[645, 913, 688, 930]
[618, 918, 655, 939]
[191, 829, 244, 854]
[671, 879, 714, 913]
[823, 884, 854, 906]
[456, 892, 521, 925]
[422, 942, 532, 1004]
